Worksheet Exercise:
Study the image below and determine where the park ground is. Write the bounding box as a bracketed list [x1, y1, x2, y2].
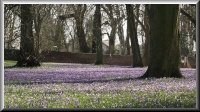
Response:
[4, 60, 197, 108]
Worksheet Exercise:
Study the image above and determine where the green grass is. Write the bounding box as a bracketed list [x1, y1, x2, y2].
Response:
[4, 60, 196, 109]
[4, 84, 196, 109]
[4, 60, 17, 66]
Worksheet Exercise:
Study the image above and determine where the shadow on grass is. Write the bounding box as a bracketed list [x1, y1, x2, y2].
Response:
[5, 76, 148, 85]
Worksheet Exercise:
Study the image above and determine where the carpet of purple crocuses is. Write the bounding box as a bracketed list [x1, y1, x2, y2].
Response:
[4, 63, 196, 92]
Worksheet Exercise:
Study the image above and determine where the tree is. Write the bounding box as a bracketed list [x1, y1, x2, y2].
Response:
[126, 4, 143, 67]
[130, 5, 150, 66]
[142, 5, 150, 66]
[4, 5, 21, 49]
[180, 7, 196, 26]
[15, 4, 40, 67]
[32, 4, 53, 55]
[179, 4, 196, 57]
[74, 5, 90, 53]
[133, 5, 150, 66]
[115, 5, 126, 55]
[54, 5, 66, 51]
[93, 4, 103, 64]
[58, 5, 90, 53]
[125, 23, 131, 55]
[102, 5, 117, 57]
[140, 4, 183, 78]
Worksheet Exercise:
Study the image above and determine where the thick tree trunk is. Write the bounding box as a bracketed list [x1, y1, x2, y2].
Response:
[93, 5, 103, 65]
[142, 31, 150, 66]
[126, 4, 143, 67]
[141, 5, 183, 78]
[142, 5, 150, 66]
[16, 4, 40, 67]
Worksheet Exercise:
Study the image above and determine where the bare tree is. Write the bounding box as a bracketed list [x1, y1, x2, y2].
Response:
[126, 4, 143, 67]
[102, 4, 117, 57]
[58, 4, 90, 53]
[32, 4, 53, 55]
[115, 5, 126, 55]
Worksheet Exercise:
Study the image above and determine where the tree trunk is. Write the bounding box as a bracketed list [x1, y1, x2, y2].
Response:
[142, 31, 150, 66]
[8, 14, 16, 49]
[92, 38, 96, 53]
[142, 5, 150, 66]
[115, 5, 125, 55]
[33, 5, 44, 57]
[126, 25, 130, 55]
[141, 5, 183, 78]
[126, 4, 143, 67]
[93, 5, 103, 65]
[54, 19, 64, 51]
[109, 20, 117, 57]
[16, 4, 40, 67]
[76, 19, 90, 53]
[118, 21, 125, 55]
[103, 5, 117, 57]
[34, 15, 42, 56]
[74, 5, 90, 53]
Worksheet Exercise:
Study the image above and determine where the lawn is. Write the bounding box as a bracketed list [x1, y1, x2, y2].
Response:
[4, 61, 197, 109]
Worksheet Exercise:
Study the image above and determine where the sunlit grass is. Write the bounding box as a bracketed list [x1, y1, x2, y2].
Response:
[4, 60, 17, 66]
[4, 83, 196, 108]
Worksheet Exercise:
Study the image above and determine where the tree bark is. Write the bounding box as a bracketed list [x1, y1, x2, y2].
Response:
[93, 5, 103, 65]
[126, 24, 130, 55]
[117, 21, 125, 55]
[75, 19, 90, 53]
[16, 4, 40, 67]
[142, 5, 150, 66]
[102, 5, 117, 57]
[126, 4, 143, 67]
[33, 12, 42, 56]
[74, 5, 90, 53]
[116, 5, 125, 55]
[141, 4, 183, 78]
[109, 20, 117, 57]
[180, 8, 196, 26]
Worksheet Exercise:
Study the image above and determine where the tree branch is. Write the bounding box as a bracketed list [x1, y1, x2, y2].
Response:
[133, 12, 146, 31]
[58, 14, 75, 20]
[180, 8, 196, 26]
[102, 5, 112, 19]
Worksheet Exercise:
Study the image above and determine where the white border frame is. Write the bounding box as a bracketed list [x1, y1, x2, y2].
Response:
[0, 0, 199, 111]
